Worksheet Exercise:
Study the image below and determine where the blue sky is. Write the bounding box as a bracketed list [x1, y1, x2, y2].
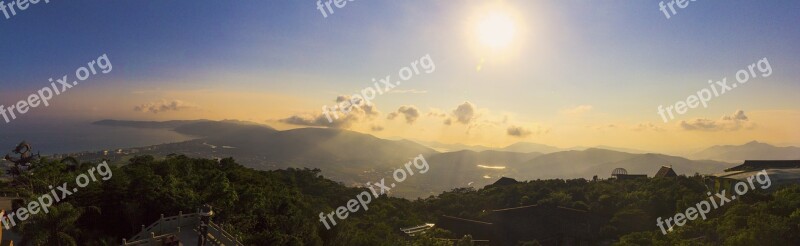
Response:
[1, 0, 798, 152]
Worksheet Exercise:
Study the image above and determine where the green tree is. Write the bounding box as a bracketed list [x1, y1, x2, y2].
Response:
[18, 203, 83, 246]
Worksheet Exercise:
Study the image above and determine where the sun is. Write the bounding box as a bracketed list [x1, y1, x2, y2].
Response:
[466, 3, 527, 69]
[475, 11, 517, 51]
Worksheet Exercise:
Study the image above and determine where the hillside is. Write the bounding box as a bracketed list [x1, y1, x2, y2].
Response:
[9, 155, 796, 245]
[691, 141, 800, 162]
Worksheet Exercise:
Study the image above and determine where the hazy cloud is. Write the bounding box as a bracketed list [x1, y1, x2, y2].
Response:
[280, 95, 381, 129]
[507, 125, 532, 137]
[389, 89, 428, 94]
[722, 110, 748, 121]
[591, 122, 665, 131]
[631, 122, 665, 132]
[134, 99, 196, 114]
[590, 124, 618, 130]
[443, 118, 452, 125]
[508, 124, 550, 137]
[427, 108, 447, 118]
[279, 114, 344, 128]
[450, 102, 477, 125]
[561, 105, 593, 115]
[680, 110, 753, 131]
[387, 105, 420, 124]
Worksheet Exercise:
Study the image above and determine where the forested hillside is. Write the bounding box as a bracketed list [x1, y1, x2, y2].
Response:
[3, 156, 798, 245]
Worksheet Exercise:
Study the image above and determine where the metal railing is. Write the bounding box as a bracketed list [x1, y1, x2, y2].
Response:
[121, 209, 243, 246]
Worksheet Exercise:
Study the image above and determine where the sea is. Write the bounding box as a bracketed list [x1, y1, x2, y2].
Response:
[0, 120, 195, 155]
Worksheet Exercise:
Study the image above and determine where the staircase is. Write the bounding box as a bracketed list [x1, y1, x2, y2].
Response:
[121, 209, 242, 246]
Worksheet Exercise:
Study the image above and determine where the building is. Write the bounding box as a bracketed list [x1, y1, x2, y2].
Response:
[435, 204, 602, 246]
[654, 166, 677, 178]
[614, 174, 647, 180]
[709, 160, 800, 192]
[725, 160, 800, 172]
[611, 168, 646, 180]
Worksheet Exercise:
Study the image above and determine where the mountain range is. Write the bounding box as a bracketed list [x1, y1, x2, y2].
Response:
[414, 140, 651, 154]
[691, 140, 800, 162]
[89, 119, 797, 198]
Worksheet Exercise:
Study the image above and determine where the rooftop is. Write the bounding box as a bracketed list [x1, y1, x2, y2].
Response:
[725, 160, 800, 172]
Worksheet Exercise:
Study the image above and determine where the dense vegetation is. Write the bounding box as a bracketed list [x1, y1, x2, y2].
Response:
[2, 155, 798, 245]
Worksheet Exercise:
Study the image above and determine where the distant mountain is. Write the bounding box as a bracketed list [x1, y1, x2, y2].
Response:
[515, 148, 634, 178]
[394, 147, 733, 196]
[590, 153, 730, 177]
[415, 148, 731, 196]
[94, 119, 276, 137]
[514, 148, 731, 180]
[101, 121, 438, 197]
[500, 142, 565, 153]
[89, 119, 735, 198]
[416, 141, 650, 155]
[201, 127, 436, 169]
[93, 119, 212, 129]
[592, 145, 650, 154]
[691, 141, 800, 162]
[416, 150, 543, 192]
[173, 120, 276, 137]
[412, 140, 495, 152]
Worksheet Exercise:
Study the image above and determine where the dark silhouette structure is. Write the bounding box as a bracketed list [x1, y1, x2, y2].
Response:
[708, 160, 800, 193]
[725, 160, 800, 172]
[611, 168, 628, 176]
[492, 177, 519, 186]
[121, 205, 241, 246]
[611, 168, 646, 180]
[654, 166, 677, 178]
[436, 198, 603, 245]
[4, 141, 40, 176]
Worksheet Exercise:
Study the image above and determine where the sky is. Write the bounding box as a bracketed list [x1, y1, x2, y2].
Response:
[0, 0, 799, 154]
